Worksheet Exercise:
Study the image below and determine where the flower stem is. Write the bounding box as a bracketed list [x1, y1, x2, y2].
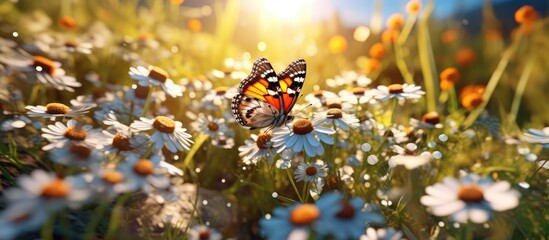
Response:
[141, 85, 155, 117]
[105, 193, 132, 239]
[286, 169, 304, 202]
[462, 33, 523, 128]
[417, 1, 438, 113]
[182, 133, 209, 168]
[83, 201, 110, 240]
[508, 56, 536, 126]
[395, 13, 418, 85]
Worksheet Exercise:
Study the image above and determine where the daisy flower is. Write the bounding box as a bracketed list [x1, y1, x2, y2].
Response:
[0, 52, 81, 92]
[420, 173, 520, 223]
[238, 133, 276, 165]
[314, 108, 360, 130]
[41, 119, 105, 151]
[102, 130, 149, 157]
[25, 102, 95, 119]
[211, 132, 235, 149]
[129, 65, 183, 97]
[130, 116, 193, 153]
[187, 225, 222, 240]
[361, 228, 404, 240]
[523, 127, 549, 147]
[389, 144, 432, 169]
[86, 167, 133, 199]
[1, 115, 32, 131]
[272, 119, 335, 157]
[0, 201, 49, 240]
[369, 84, 425, 101]
[189, 113, 230, 138]
[61, 40, 93, 54]
[259, 203, 320, 239]
[125, 84, 166, 106]
[115, 155, 171, 193]
[201, 87, 231, 109]
[4, 169, 91, 211]
[326, 71, 372, 88]
[48, 142, 103, 167]
[409, 112, 444, 129]
[294, 160, 328, 182]
[315, 192, 385, 240]
[304, 90, 339, 109]
[339, 87, 374, 105]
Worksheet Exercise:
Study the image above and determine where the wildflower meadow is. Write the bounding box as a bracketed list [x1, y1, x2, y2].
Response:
[0, 0, 548, 239]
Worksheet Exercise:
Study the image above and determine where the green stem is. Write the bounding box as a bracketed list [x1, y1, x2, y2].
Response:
[182, 133, 209, 168]
[105, 193, 132, 239]
[28, 84, 41, 105]
[395, 13, 418, 85]
[508, 56, 536, 125]
[141, 85, 155, 117]
[83, 201, 110, 240]
[286, 169, 304, 202]
[41, 212, 56, 240]
[464, 222, 474, 240]
[526, 160, 547, 183]
[417, 1, 438, 112]
[462, 33, 523, 128]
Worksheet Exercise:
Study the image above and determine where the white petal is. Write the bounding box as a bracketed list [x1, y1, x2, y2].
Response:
[468, 208, 490, 223]
[430, 201, 465, 216]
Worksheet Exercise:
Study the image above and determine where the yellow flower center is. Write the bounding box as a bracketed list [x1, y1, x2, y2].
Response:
[41, 179, 70, 198]
[102, 171, 124, 184]
[327, 108, 343, 119]
[133, 159, 154, 176]
[256, 133, 272, 149]
[32, 56, 56, 75]
[313, 90, 324, 98]
[388, 84, 404, 94]
[198, 230, 210, 240]
[335, 201, 355, 219]
[352, 87, 367, 95]
[153, 116, 176, 133]
[421, 112, 440, 125]
[326, 99, 342, 109]
[64, 127, 87, 141]
[45, 103, 70, 114]
[134, 85, 150, 99]
[148, 66, 169, 83]
[292, 119, 314, 135]
[457, 185, 484, 203]
[289, 204, 320, 225]
[69, 143, 92, 159]
[65, 40, 78, 48]
[305, 166, 318, 176]
[207, 122, 219, 132]
[112, 133, 133, 151]
[214, 87, 227, 96]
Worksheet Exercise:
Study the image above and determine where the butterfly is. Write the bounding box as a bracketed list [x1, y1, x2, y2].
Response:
[231, 57, 306, 130]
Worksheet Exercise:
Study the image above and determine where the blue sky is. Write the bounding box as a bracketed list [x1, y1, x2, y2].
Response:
[312, 0, 513, 26]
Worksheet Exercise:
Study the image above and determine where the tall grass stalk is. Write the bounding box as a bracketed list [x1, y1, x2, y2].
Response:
[395, 12, 418, 85]
[417, 1, 438, 112]
[508, 56, 536, 125]
[462, 34, 523, 128]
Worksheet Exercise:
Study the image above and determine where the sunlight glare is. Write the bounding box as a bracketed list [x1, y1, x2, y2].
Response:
[262, 0, 311, 21]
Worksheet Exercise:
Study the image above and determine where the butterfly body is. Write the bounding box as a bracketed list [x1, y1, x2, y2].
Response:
[232, 57, 306, 130]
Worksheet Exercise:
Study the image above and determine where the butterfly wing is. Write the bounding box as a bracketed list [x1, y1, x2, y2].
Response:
[232, 58, 283, 129]
[275, 58, 306, 114]
[232, 93, 281, 130]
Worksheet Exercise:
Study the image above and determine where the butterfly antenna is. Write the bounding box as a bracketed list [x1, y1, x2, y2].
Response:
[294, 103, 313, 115]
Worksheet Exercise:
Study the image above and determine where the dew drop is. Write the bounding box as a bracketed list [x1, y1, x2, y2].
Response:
[361, 143, 372, 152]
[518, 182, 530, 189]
[272, 192, 278, 198]
[438, 134, 448, 142]
[202, 200, 208, 205]
[195, 168, 201, 173]
[432, 151, 442, 159]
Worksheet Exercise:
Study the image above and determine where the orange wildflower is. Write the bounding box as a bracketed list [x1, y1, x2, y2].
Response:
[459, 85, 485, 110]
[439, 67, 460, 83]
[515, 5, 537, 24]
[187, 19, 202, 32]
[455, 48, 476, 66]
[387, 14, 405, 30]
[364, 58, 381, 74]
[441, 30, 459, 44]
[406, 0, 421, 14]
[382, 29, 399, 44]
[58, 16, 76, 29]
[369, 43, 386, 59]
